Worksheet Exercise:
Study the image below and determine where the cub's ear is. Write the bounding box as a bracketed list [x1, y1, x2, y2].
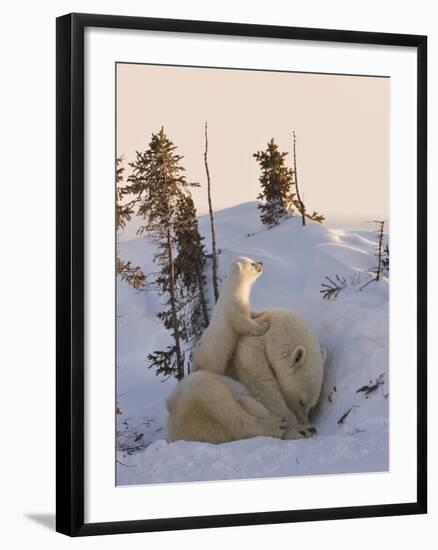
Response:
[291, 345, 306, 368]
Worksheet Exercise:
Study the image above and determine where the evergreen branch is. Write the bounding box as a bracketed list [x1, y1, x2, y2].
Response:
[320, 275, 347, 300]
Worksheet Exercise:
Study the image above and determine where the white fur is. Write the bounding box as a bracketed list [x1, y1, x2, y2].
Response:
[166, 371, 287, 444]
[192, 256, 269, 374]
[229, 308, 326, 439]
[166, 308, 326, 443]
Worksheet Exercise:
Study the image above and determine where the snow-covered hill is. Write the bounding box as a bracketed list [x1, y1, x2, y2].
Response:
[117, 202, 389, 485]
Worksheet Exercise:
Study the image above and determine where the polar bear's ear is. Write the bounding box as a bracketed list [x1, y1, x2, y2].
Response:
[291, 345, 306, 368]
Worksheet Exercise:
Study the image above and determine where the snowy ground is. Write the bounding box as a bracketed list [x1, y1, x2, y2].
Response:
[116, 202, 389, 485]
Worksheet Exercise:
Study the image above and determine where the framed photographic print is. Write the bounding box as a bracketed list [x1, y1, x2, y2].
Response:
[56, 13, 427, 536]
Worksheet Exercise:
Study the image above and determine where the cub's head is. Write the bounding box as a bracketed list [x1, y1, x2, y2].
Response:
[232, 256, 264, 284]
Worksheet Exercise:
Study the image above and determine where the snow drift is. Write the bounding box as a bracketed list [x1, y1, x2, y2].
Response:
[116, 202, 389, 485]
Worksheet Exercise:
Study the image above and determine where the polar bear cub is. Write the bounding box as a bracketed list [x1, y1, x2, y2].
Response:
[192, 256, 270, 374]
[228, 308, 326, 440]
[166, 370, 287, 444]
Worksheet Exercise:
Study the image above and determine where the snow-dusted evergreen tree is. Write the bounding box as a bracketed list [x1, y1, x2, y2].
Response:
[174, 193, 209, 339]
[116, 157, 145, 289]
[254, 139, 296, 227]
[125, 128, 207, 380]
[116, 156, 132, 229]
[373, 220, 387, 282]
[360, 220, 388, 291]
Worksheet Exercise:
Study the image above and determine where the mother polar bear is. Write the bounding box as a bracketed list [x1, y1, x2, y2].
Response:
[166, 258, 326, 443]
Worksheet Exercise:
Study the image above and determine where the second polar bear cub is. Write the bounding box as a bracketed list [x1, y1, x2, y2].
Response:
[192, 256, 270, 374]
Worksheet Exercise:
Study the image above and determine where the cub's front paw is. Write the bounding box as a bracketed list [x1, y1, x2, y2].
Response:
[254, 311, 270, 323]
[255, 320, 270, 336]
[251, 310, 266, 319]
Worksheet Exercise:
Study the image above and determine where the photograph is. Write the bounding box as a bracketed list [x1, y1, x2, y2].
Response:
[115, 62, 390, 486]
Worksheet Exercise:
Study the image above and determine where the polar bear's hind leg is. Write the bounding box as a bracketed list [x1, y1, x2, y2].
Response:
[167, 372, 287, 443]
[192, 378, 287, 441]
[237, 395, 271, 418]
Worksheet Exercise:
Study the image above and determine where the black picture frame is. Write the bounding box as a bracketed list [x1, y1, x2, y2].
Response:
[56, 12, 427, 537]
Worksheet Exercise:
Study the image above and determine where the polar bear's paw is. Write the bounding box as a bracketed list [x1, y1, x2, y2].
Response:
[283, 424, 316, 440]
[253, 320, 271, 336]
[258, 415, 288, 438]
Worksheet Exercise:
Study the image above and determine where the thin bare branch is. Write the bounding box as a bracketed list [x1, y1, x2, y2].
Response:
[292, 130, 306, 226]
[204, 122, 219, 302]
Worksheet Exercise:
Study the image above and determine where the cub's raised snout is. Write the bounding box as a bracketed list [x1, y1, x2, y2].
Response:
[234, 256, 264, 280]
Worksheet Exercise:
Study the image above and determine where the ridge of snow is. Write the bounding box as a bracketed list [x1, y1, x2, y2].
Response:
[117, 202, 389, 485]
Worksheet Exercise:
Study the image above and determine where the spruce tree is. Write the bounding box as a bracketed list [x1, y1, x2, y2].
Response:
[147, 228, 185, 380]
[152, 194, 211, 376]
[116, 157, 145, 289]
[125, 128, 206, 380]
[173, 193, 209, 334]
[254, 139, 295, 226]
[116, 156, 133, 231]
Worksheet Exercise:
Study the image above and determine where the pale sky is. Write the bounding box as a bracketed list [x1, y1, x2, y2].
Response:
[117, 63, 389, 236]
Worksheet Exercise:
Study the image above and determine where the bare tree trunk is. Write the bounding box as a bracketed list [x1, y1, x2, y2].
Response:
[292, 131, 306, 226]
[375, 220, 385, 281]
[204, 122, 220, 302]
[166, 228, 184, 379]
